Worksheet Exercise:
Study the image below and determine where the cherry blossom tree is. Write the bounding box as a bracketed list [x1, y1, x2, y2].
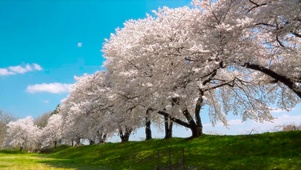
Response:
[3, 116, 41, 151]
[58, 71, 144, 143]
[59, 73, 102, 145]
[40, 114, 63, 148]
[102, 4, 296, 138]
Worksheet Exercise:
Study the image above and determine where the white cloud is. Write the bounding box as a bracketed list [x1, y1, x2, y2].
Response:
[228, 119, 245, 126]
[26, 83, 72, 94]
[203, 113, 301, 135]
[0, 63, 43, 76]
[32, 63, 43, 71]
[240, 114, 301, 134]
[263, 114, 301, 126]
[9, 65, 31, 74]
[0, 68, 15, 76]
[43, 100, 50, 104]
[77, 42, 82, 48]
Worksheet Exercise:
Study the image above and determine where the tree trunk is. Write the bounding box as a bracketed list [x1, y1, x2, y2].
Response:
[183, 108, 202, 138]
[54, 141, 57, 148]
[120, 134, 130, 143]
[145, 109, 152, 140]
[98, 133, 107, 144]
[75, 136, 81, 146]
[194, 94, 204, 137]
[19, 146, 23, 151]
[164, 115, 173, 139]
[99, 134, 107, 144]
[89, 139, 95, 145]
[119, 127, 132, 143]
[96, 130, 107, 144]
[157, 108, 202, 139]
[190, 124, 202, 138]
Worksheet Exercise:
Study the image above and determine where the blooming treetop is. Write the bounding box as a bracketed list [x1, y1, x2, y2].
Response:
[40, 114, 63, 148]
[4, 116, 41, 150]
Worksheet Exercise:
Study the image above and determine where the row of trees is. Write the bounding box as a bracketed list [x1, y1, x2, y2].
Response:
[3, 0, 300, 151]
[2, 110, 62, 151]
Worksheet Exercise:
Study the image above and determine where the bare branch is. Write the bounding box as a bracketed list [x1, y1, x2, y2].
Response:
[247, 0, 268, 12]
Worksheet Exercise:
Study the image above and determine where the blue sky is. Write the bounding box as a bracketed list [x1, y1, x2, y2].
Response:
[0, 0, 299, 139]
[0, 0, 190, 118]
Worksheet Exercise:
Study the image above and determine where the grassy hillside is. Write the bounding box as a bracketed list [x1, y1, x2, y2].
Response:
[1, 131, 301, 170]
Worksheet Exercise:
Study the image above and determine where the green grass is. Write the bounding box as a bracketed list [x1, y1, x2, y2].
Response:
[0, 131, 301, 169]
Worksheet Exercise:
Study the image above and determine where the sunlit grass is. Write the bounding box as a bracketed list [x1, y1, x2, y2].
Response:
[0, 131, 300, 169]
[0, 153, 72, 170]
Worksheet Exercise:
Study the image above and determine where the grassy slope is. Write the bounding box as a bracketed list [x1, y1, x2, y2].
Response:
[1, 131, 301, 170]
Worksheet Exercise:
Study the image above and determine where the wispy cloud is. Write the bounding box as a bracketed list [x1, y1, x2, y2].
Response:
[43, 100, 50, 104]
[203, 113, 301, 135]
[32, 63, 43, 71]
[0, 68, 15, 76]
[26, 83, 72, 94]
[0, 63, 43, 76]
[77, 42, 82, 48]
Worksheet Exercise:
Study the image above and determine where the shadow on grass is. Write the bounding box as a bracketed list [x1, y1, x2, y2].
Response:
[0, 149, 25, 154]
[37, 158, 113, 170]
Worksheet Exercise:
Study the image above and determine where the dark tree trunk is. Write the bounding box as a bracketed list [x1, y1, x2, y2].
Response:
[99, 134, 107, 144]
[158, 109, 202, 139]
[183, 109, 202, 138]
[120, 134, 130, 143]
[96, 131, 107, 144]
[89, 139, 95, 145]
[54, 141, 57, 148]
[194, 94, 204, 137]
[145, 109, 152, 140]
[163, 98, 180, 139]
[19, 146, 23, 151]
[164, 115, 173, 139]
[189, 123, 202, 138]
[75, 136, 81, 146]
[119, 127, 132, 143]
[100, 134, 107, 143]
[157, 104, 204, 139]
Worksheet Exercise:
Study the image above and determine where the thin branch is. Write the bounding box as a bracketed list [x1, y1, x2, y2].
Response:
[127, 59, 152, 77]
[203, 79, 235, 92]
[247, 0, 268, 12]
[291, 31, 301, 38]
[255, 23, 275, 27]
